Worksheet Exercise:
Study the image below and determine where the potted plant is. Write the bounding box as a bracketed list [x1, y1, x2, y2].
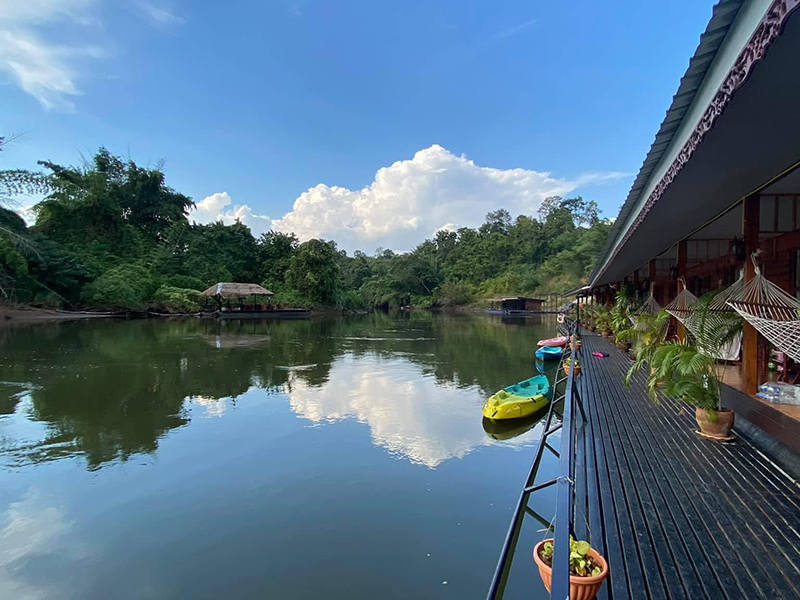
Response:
[594, 308, 612, 337]
[645, 342, 735, 438]
[563, 358, 581, 377]
[582, 304, 596, 332]
[641, 297, 741, 439]
[570, 335, 582, 352]
[533, 537, 608, 600]
[583, 305, 596, 331]
[610, 288, 634, 350]
[623, 310, 671, 386]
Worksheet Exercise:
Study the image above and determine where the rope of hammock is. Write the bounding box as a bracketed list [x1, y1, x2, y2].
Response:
[726, 257, 800, 363]
[665, 277, 743, 361]
[634, 282, 662, 316]
[664, 279, 698, 323]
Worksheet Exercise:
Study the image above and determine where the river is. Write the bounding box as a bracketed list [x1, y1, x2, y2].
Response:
[0, 312, 562, 599]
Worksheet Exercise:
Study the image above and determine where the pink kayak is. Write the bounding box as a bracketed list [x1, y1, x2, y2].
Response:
[537, 336, 568, 348]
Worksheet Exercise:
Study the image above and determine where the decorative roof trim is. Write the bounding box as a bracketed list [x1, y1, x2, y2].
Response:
[591, 0, 800, 286]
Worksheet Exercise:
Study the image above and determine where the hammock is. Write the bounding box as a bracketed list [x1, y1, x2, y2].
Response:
[665, 277, 743, 361]
[726, 265, 800, 364]
[631, 283, 664, 332]
[664, 284, 698, 331]
[633, 283, 662, 318]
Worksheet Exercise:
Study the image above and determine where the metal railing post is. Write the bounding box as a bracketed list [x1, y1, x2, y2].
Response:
[550, 328, 577, 600]
[486, 319, 581, 600]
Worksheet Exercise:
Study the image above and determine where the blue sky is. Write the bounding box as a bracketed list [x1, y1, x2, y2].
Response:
[1, 0, 715, 252]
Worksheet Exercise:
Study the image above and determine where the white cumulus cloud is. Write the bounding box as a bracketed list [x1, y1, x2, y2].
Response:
[194, 145, 628, 252]
[271, 144, 625, 252]
[190, 191, 272, 236]
[0, 0, 104, 111]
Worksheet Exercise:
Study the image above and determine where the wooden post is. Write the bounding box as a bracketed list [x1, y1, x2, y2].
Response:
[632, 268, 640, 296]
[743, 194, 760, 396]
[676, 240, 687, 342]
[648, 259, 657, 303]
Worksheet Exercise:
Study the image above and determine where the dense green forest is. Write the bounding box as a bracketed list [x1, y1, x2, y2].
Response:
[0, 143, 611, 312]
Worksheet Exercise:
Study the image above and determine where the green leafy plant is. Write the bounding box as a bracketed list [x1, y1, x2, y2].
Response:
[538, 537, 603, 577]
[610, 287, 633, 336]
[151, 285, 203, 313]
[623, 309, 671, 387]
[646, 341, 719, 411]
[640, 293, 742, 417]
[594, 306, 612, 334]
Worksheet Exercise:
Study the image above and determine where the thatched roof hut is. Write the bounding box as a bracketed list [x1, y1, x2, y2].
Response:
[201, 283, 274, 298]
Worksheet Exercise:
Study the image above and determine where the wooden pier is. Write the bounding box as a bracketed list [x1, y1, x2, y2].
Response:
[575, 332, 800, 600]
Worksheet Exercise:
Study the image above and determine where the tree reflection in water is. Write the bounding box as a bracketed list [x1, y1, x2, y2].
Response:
[0, 312, 559, 470]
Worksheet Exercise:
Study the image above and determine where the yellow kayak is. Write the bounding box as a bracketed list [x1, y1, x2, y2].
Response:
[482, 375, 550, 420]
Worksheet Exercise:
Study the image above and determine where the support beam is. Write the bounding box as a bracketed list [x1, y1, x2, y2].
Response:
[743, 194, 760, 396]
[676, 240, 687, 343]
[649, 259, 657, 303]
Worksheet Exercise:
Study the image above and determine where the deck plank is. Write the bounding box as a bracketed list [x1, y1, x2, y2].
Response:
[577, 331, 800, 600]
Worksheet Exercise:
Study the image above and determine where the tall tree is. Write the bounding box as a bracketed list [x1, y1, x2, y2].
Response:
[286, 239, 341, 304]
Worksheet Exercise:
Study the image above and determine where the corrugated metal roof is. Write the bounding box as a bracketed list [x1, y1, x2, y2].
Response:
[589, 0, 744, 286]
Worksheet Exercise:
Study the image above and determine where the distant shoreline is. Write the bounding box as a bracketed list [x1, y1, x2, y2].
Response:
[0, 307, 120, 324]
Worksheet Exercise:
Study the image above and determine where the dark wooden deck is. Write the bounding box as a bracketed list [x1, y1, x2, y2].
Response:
[575, 331, 800, 600]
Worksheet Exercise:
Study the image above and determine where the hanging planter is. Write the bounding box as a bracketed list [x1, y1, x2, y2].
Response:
[563, 360, 581, 377]
[533, 538, 608, 600]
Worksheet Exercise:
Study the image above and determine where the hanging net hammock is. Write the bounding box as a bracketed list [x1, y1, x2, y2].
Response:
[631, 283, 664, 332]
[634, 283, 662, 317]
[726, 264, 800, 364]
[665, 277, 743, 361]
[664, 281, 698, 327]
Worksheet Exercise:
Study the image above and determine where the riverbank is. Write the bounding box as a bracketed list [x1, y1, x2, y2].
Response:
[0, 304, 376, 324]
[0, 306, 123, 323]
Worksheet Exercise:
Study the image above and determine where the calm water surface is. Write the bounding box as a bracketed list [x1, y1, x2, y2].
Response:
[0, 312, 562, 599]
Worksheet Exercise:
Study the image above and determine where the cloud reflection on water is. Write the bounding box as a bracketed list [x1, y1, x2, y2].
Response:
[286, 354, 547, 468]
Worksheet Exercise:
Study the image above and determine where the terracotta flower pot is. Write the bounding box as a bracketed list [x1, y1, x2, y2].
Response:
[533, 540, 608, 600]
[563, 363, 581, 376]
[570, 341, 582, 351]
[616, 341, 630, 352]
[695, 408, 735, 439]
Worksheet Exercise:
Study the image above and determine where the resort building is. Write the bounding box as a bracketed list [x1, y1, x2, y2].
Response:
[584, 0, 800, 456]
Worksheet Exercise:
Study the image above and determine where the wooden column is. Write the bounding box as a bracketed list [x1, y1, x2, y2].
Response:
[648, 259, 657, 303]
[632, 268, 640, 296]
[676, 240, 687, 342]
[743, 194, 760, 396]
